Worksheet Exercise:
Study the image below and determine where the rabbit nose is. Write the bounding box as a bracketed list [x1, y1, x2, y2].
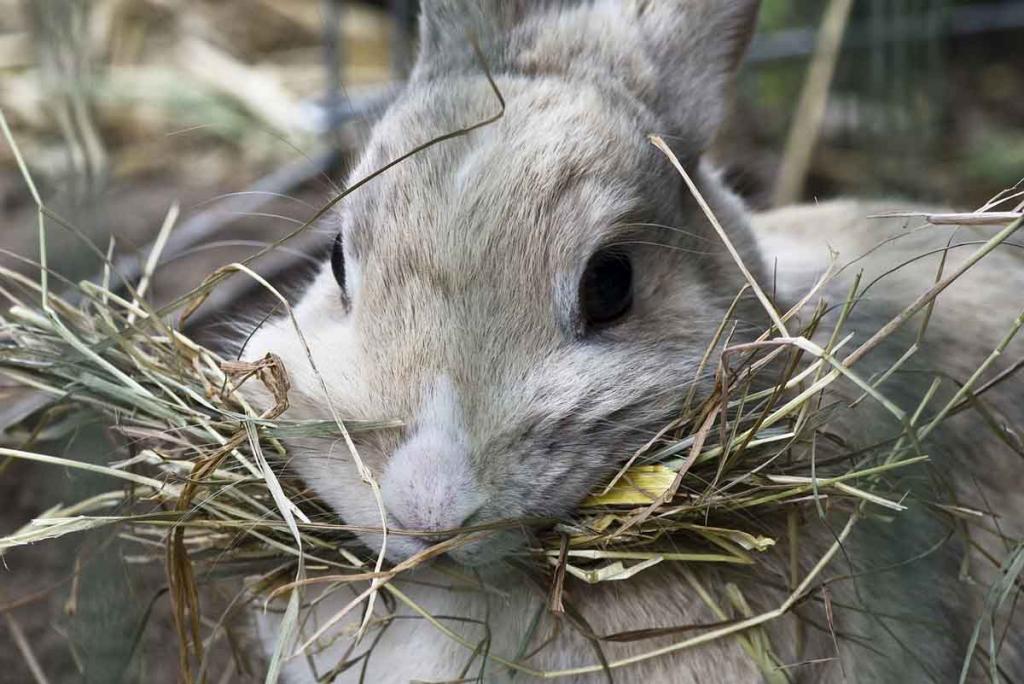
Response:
[380, 375, 485, 548]
[381, 472, 484, 537]
[379, 427, 484, 543]
[386, 504, 482, 542]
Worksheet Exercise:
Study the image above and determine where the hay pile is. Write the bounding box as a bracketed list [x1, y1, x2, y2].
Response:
[3, 104, 1024, 680]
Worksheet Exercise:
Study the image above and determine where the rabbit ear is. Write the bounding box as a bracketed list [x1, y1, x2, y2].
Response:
[412, 1, 538, 79]
[623, 0, 760, 151]
[412, 0, 759, 152]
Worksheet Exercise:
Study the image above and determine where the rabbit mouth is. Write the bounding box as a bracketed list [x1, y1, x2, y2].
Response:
[444, 527, 532, 568]
[364, 517, 540, 571]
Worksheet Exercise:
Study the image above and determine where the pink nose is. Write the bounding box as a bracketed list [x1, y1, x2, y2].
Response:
[380, 425, 484, 538]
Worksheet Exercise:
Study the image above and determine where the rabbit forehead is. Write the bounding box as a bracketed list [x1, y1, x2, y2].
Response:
[342, 74, 668, 269]
[320, 75, 693, 409]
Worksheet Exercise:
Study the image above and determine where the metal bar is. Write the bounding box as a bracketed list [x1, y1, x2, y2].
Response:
[748, 2, 1024, 63]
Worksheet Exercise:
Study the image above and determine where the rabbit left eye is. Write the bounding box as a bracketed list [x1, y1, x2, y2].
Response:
[330, 233, 348, 303]
[579, 248, 633, 331]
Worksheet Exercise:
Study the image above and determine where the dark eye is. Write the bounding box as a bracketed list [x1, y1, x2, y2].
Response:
[580, 249, 633, 330]
[330, 233, 347, 296]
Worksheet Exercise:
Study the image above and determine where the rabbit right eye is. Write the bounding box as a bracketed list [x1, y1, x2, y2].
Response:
[579, 248, 633, 331]
[330, 233, 347, 299]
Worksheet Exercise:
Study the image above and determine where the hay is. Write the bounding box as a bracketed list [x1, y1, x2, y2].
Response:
[2, 101, 1024, 681]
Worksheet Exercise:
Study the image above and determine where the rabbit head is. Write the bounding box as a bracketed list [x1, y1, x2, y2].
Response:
[243, 0, 765, 566]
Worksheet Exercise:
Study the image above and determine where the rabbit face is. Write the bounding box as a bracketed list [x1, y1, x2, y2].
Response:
[243, 0, 763, 566]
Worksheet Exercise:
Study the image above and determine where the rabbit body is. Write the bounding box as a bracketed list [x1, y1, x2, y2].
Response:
[244, 2, 1024, 681]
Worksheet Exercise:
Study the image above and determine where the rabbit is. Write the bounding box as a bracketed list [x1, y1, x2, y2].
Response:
[239, 1, 1024, 681]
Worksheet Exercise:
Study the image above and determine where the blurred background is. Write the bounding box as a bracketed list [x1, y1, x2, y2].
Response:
[1, 0, 1022, 681]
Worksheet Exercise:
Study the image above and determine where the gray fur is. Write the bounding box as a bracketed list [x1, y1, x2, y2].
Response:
[241, 2, 1023, 681]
